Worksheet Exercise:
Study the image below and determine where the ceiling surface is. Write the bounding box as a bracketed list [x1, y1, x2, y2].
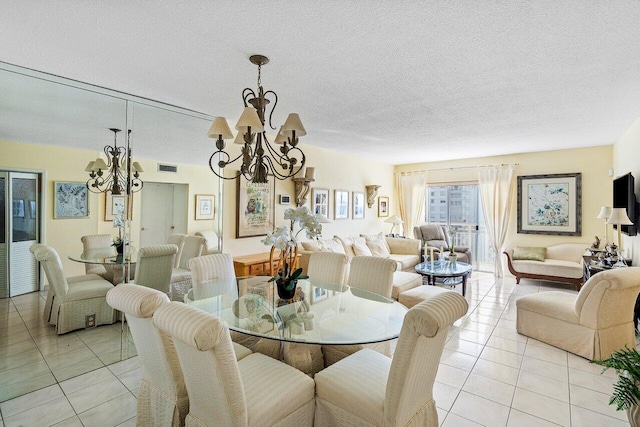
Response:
[1, 1, 639, 166]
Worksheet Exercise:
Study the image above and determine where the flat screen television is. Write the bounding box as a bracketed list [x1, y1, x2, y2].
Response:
[613, 172, 637, 236]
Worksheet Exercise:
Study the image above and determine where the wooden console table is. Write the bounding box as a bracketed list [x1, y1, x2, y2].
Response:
[233, 251, 300, 277]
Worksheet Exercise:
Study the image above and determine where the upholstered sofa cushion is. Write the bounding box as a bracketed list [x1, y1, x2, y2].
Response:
[389, 254, 421, 271]
[301, 241, 321, 251]
[319, 237, 346, 254]
[391, 272, 422, 300]
[398, 285, 449, 308]
[352, 241, 372, 256]
[511, 259, 583, 279]
[513, 246, 546, 262]
[66, 279, 114, 302]
[361, 233, 391, 253]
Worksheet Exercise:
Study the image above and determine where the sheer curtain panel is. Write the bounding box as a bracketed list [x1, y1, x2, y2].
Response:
[395, 172, 427, 238]
[478, 165, 515, 277]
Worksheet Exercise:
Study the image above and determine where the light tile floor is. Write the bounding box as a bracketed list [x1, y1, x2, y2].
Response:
[1, 272, 638, 426]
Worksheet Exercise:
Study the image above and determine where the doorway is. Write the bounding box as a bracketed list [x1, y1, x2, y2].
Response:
[0, 171, 41, 298]
[139, 182, 188, 248]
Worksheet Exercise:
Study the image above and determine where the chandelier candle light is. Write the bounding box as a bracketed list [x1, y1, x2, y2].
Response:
[85, 128, 143, 195]
[207, 55, 307, 184]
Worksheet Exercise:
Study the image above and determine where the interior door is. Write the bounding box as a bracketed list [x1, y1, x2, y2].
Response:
[8, 172, 40, 297]
[139, 182, 188, 248]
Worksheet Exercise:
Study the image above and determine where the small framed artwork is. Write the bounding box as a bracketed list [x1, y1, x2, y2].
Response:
[105, 192, 133, 221]
[312, 188, 329, 217]
[378, 196, 389, 217]
[517, 173, 582, 236]
[352, 191, 365, 219]
[334, 189, 350, 220]
[279, 194, 291, 205]
[310, 285, 329, 304]
[195, 194, 215, 220]
[54, 182, 89, 219]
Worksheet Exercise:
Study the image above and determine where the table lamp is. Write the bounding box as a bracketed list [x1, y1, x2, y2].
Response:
[596, 206, 611, 245]
[384, 215, 403, 235]
[315, 213, 332, 240]
[606, 207, 633, 266]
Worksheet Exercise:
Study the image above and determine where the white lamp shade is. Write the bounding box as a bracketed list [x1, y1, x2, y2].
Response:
[606, 207, 633, 225]
[597, 206, 612, 219]
[207, 117, 234, 139]
[92, 158, 109, 170]
[132, 162, 144, 173]
[84, 161, 95, 172]
[234, 132, 248, 145]
[280, 113, 306, 137]
[274, 126, 288, 144]
[235, 107, 264, 133]
[316, 213, 332, 223]
[385, 215, 403, 225]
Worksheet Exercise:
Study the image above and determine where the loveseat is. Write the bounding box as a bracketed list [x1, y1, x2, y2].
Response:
[298, 233, 422, 274]
[504, 243, 589, 290]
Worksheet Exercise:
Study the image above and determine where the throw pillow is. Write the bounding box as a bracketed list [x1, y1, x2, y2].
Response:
[301, 241, 321, 252]
[361, 232, 391, 253]
[319, 238, 346, 254]
[366, 240, 391, 257]
[352, 241, 373, 256]
[334, 236, 357, 258]
[513, 246, 546, 262]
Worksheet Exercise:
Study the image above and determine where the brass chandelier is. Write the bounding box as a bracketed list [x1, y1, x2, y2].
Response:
[85, 128, 143, 195]
[207, 55, 306, 184]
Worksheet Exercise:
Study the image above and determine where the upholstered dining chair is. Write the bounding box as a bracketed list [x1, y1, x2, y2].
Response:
[31, 243, 109, 323]
[322, 256, 398, 366]
[516, 267, 640, 360]
[80, 234, 112, 278]
[194, 230, 220, 255]
[153, 301, 315, 426]
[170, 235, 205, 298]
[132, 244, 178, 296]
[314, 291, 469, 426]
[166, 233, 187, 268]
[187, 253, 235, 290]
[307, 252, 349, 287]
[105, 284, 188, 427]
[32, 245, 114, 334]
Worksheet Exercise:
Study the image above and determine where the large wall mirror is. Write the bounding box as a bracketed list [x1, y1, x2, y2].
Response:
[0, 61, 221, 401]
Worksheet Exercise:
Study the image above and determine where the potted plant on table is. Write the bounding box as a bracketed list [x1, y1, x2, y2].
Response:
[592, 346, 640, 426]
[262, 207, 321, 300]
[112, 236, 124, 254]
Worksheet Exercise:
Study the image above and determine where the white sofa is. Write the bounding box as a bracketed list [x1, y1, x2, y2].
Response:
[504, 243, 589, 290]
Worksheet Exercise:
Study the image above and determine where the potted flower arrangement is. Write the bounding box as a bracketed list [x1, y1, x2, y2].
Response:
[112, 236, 124, 254]
[592, 346, 640, 426]
[262, 207, 321, 300]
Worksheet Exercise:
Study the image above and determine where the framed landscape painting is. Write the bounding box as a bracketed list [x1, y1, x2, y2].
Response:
[517, 173, 581, 236]
[236, 174, 275, 238]
[334, 189, 349, 220]
[54, 182, 89, 219]
[352, 191, 365, 219]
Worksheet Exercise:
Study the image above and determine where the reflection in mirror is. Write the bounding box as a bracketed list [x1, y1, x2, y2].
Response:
[0, 62, 222, 401]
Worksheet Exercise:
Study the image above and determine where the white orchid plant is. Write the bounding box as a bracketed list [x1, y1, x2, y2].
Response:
[262, 207, 322, 290]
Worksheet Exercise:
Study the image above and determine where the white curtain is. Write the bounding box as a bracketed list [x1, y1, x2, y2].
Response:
[478, 165, 515, 277]
[395, 172, 427, 238]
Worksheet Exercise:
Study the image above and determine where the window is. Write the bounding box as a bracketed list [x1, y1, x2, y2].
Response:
[424, 184, 494, 272]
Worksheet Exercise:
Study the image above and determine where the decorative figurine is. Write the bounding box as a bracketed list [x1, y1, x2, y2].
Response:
[592, 236, 600, 249]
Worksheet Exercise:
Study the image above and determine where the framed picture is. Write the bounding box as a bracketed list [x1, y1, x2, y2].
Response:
[310, 285, 328, 304]
[104, 192, 133, 221]
[54, 182, 89, 219]
[279, 194, 291, 205]
[378, 196, 389, 217]
[195, 194, 215, 220]
[312, 188, 329, 217]
[352, 191, 365, 219]
[334, 189, 350, 220]
[517, 173, 582, 236]
[236, 173, 276, 238]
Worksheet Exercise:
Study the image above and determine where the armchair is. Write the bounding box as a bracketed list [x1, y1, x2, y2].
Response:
[414, 224, 472, 265]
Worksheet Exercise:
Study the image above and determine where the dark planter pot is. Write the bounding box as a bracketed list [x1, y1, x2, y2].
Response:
[115, 244, 124, 254]
[276, 279, 297, 301]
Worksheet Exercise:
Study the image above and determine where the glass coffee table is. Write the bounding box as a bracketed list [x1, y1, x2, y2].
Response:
[415, 261, 472, 296]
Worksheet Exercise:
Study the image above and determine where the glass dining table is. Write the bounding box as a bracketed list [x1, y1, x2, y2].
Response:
[68, 247, 138, 285]
[184, 276, 408, 346]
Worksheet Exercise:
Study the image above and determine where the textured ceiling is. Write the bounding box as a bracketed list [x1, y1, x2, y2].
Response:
[1, 1, 639, 166]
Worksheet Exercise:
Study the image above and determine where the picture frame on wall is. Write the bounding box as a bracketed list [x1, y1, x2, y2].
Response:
[195, 194, 215, 220]
[104, 191, 133, 221]
[54, 182, 89, 219]
[517, 173, 582, 236]
[312, 188, 329, 217]
[334, 189, 349, 220]
[378, 196, 389, 217]
[236, 173, 276, 238]
[352, 191, 365, 219]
